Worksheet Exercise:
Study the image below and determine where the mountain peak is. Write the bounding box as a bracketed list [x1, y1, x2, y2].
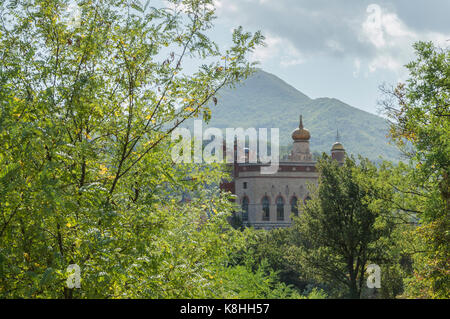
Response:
[188, 69, 400, 162]
[233, 69, 311, 104]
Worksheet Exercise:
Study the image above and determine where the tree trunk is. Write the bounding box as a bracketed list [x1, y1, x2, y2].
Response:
[349, 280, 360, 299]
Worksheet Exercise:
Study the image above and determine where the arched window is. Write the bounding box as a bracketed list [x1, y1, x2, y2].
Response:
[242, 197, 249, 221]
[262, 196, 270, 221]
[290, 196, 298, 216]
[276, 196, 285, 221]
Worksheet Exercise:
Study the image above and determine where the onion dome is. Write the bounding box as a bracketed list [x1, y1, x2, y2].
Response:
[331, 142, 345, 151]
[331, 129, 345, 151]
[292, 115, 311, 141]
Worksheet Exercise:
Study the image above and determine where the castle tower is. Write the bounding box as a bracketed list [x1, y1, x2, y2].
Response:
[289, 115, 313, 162]
[331, 129, 345, 163]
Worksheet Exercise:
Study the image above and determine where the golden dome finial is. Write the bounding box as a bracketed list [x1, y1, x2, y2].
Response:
[292, 114, 310, 141]
[331, 129, 345, 151]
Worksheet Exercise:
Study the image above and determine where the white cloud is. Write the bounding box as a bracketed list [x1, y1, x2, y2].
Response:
[368, 55, 402, 73]
[251, 34, 305, 67]
[359, 3, 449, 74]
[361, 4, 415, 46]
[326, 39, 345, 53]
[362, 4, 386, 48]
[214, 1, 450, 75]
[213, 0, 238, 13]
[353, 58, 361, 78]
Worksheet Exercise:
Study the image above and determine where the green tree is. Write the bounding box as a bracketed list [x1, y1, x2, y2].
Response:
[294, 155, 395, 299]
[0, 0, 264, 298]
[233, 227, 311, 293]
[380, 41, 449, 298]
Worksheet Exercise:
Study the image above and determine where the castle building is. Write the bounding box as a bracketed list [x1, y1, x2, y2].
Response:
[222, 115, 345, 230]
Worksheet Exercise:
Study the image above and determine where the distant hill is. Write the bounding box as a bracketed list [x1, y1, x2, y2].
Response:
[184, 70, 400, 163]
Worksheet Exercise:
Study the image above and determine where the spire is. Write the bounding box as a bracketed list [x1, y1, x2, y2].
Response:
[331, 120, 345, 163]
[290, 114, 312, 162]
[331, 128, 345, 152]
[292, 114, 310, 141]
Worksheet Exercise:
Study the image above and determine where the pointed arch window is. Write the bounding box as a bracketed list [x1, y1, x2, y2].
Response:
[276, 196, 285, 221]
[290, 196, 298, 216]
[242, 197, 249, 221]
[262, 196, 270, 221]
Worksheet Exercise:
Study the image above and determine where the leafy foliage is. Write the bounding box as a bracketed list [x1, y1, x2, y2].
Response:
[380, 41, 450, 299]
[292, 155, 396, 298]
[0, 0, 275, 298]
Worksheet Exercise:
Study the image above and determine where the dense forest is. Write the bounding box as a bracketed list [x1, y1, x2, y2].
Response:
[0, 0, 448, 299]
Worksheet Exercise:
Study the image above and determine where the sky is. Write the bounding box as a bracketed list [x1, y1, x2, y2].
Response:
[209, 0, 450, 115]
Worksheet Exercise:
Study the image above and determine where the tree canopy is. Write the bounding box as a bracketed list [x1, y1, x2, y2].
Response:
[380, 41, 449, 298]
[0, 0, 272, 298]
